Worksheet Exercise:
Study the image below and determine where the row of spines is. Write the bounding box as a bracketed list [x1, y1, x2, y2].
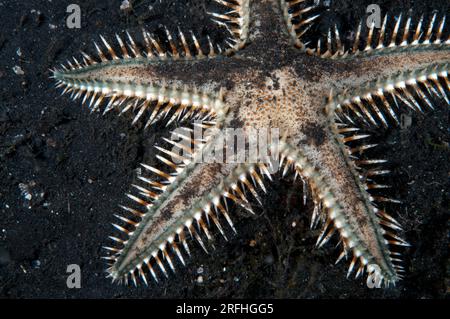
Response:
[281, 0, 449, 58]
[53, 27, 226, 75]
[54, 76, 225, 128]
[209, 0, 251, 54]
[335, 66, 449, 128]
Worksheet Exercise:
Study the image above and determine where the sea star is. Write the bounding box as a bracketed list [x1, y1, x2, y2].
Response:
[51, 0, 449, 288]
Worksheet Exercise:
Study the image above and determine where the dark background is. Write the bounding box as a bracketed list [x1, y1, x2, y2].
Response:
[0, 0, 448, 298]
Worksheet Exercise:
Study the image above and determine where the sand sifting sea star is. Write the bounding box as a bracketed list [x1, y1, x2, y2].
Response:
[51, 0, 449, 288]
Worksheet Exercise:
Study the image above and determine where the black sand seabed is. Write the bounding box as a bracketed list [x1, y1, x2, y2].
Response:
[0, 0, 448, 298]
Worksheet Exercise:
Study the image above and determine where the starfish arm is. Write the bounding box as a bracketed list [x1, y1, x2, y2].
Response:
[279, 132, 403, 285]
[329, 48, 449, 127]
[105, 151, 271, 283]
[52, 31, 230, 127]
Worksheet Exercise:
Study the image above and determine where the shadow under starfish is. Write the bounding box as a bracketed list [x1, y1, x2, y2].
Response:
[50, 0, 449, 288]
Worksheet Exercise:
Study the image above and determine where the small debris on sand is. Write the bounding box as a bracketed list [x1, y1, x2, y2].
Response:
[120, 0, 132, 12]
[12, 65, 24, 75]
